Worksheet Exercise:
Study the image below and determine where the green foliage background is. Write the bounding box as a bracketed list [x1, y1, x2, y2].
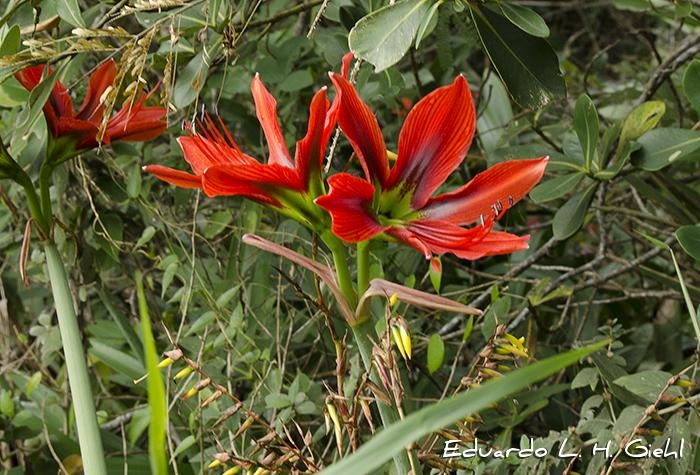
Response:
[0, 0, 699, 473]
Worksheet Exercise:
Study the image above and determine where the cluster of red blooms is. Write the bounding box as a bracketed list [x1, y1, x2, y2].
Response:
[19, 55, 547, 260]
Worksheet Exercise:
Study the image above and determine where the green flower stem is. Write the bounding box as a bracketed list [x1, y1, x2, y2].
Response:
[325, 237, 410, 473]
[44, 242, 108, 475]
[323, 233, 357, 309]
[351, 319, 412, 475]
[356, 241, 370, 297]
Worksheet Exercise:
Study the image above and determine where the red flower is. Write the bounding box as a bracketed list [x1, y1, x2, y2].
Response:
[145, 54, 353, 221]
[15, 59, 167, 150]
[315, 74, 548, 260]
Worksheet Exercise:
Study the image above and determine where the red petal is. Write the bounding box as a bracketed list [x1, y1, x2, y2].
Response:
[386, 75, 475, 209]
[177, 130, 256, 176]
[294, 87, 328, 188]
[315, 173, 388, 242]
[106, 106, 167, 142]
[54, 117, 99, 148]
[390, 219, 492, 259]
[251, 74, 293, 168]
[76, 60, 116, 122]
[423, 157, 548, 225]
[15, 65, 74, 135]
[144, 164, 202, 189]
[340, 52, 354, 79]
[202, 163, 303, 204]
[329, 73, 389, 185]
[457, 231, 530, 259]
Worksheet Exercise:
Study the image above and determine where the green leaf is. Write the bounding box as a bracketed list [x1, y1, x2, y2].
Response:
[497, 3, 549, 38]
[56, 0, 86, 28]
[89, 340, 145, 380]
[279, 69, 314, 92]
[470, 7, 565, 109]
[135, 226, 157, 249]
[136, 272, 168, 475]
[172, 51, 210, 109]
[127, 163, 142, 199]
[25, 372, 41, 397]
[571, 367, 598, 390]
[415, 0, 442, 47]
[612, 0, 650, 11]
[462, 315, 474, 343]
[618, 101, 666, 150]
[349, 0, 431, 72]
[529, 172, 584, 203]
[612, 405, 646, 436]
[476, 72, 513, 156]
[426, 334, 445, 374]
[632, 128, 700, 171]
[596, 142, 639, 180]
[676, 225, 700, 261]
[203, 210, 233, 239]
[318, 341, 607, 475]
[614, 370, 682, 404]
[0, 25, 21, 57]
[97, 289, 144, 361]
[552, 183, 597, 240]
[683, 60, 700, 114]
[573, 95, 599, 171]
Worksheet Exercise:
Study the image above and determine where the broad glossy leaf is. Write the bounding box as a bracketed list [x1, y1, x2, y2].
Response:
[676, 225, 700, 261]
[56, 0, 86, 28]
[618, 101, 665, 146]
[498, 3, 549, 38]
[529, 172, 584, 203]
[632, 128, 700, 171]
[477, 73, 513, 157]
[349, 0, 431, 72]
[552, 183, 597, 240]
[683, 60, 700, 115]
[172, 51, 210, 109]
[573, 94, 599, 171]
[415, 0, 443, 47]
[318, 341, 607, 475]
[470, 7, 565, 109]
[0, 25, 20, 57]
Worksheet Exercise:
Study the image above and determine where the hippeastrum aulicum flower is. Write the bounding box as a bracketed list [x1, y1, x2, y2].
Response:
[315, 73, 548, 260]
[15, 59, 167, 158]
[145, 54, 352, 230]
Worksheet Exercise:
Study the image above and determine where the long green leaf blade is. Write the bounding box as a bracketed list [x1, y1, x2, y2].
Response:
[319, 340, 607, 475]
[136, 272, 168, 475]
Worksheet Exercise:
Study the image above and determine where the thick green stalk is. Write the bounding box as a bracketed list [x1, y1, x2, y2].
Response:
[351, 320, 411, 474]
[44, 242, 107, 475]
[323, 233, 357, 308]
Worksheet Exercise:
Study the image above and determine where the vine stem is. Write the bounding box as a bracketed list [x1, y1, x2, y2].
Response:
[44, 239, 108, 475]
